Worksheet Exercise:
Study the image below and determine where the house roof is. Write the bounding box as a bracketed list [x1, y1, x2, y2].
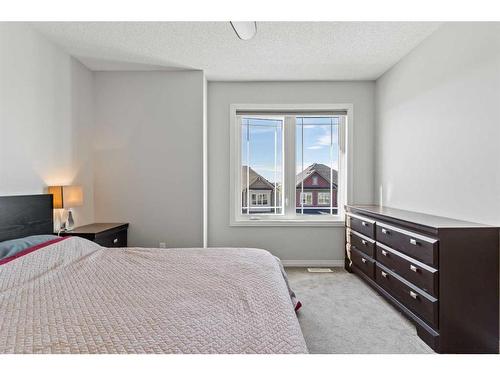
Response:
[295, 163, 338, 187]
[242, 166, 275, 190]
[242, 163, 337, 190]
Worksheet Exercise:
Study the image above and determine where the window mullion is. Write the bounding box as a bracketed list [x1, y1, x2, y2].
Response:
[274, 124, 277, 214]
[284, 116, 295, 219]
[301, 117, 304, 215]
[246, 119, 250, 215]
[330, 117, 333, 215]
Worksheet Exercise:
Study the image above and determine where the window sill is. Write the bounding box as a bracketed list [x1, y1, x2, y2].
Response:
[230, 218, 345, 227]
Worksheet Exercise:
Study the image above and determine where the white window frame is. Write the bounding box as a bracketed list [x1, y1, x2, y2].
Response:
[240, 115, 285, 216]
[229, 103, 353, 227]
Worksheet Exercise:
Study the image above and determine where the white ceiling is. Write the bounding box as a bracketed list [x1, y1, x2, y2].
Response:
[32, 22, 441, 81]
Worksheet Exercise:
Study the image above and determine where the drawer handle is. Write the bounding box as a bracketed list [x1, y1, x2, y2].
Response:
[381, 228, 390, 235]
[409, 291, 418, 300]
[361, 258, 367, 264]
[381, 271, 388, 278]
[113, 238, 118, 244]
[410, 264, 419, 273]
[361, 239, 367, 245]
[361, 221, 368, 227]
[409, 238, 419, 246]
[381, 250, 388, 256]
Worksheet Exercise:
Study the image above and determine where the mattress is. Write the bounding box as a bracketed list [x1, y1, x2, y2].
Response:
[0, 237, 307, 354]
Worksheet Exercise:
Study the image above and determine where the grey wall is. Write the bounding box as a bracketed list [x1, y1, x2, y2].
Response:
[208, 81, 375, 263]
[93, 71, 205, 247]
[0, 23, 95, 226]
[375, 23, 500, 225]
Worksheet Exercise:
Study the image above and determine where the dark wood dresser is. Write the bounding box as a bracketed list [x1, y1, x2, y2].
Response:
[59, 223, 129, 248]
[345, 205, 499, 353]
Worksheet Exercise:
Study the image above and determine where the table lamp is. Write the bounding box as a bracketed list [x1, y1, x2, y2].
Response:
[48, 185, 83, 231]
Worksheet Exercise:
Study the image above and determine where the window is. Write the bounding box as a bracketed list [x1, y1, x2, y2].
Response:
[300, 192, 313, 205]
[318, 192, 330, 205]
[240, 116, 283, 215]
[231, 104, 350, 226]
[251, 192, 270, 206]
[296, 116, 340, 215]
[260, 194, 268, 205]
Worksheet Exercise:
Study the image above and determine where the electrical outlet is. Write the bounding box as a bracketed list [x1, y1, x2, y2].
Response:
[159, 242, 166, 248]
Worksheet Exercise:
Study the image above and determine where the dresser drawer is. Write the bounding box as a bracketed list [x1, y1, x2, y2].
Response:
[348, 230, 375, 258]
[376, 222, 438, 266]
[376, 244, 438, 297]
[375, 264, 438, 328]
[346, 213, 375, 239]
[351, 247, 375, 279]
[95, 230, 127, 248]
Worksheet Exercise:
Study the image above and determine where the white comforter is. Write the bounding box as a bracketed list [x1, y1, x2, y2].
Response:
[0, 237, 307, 354]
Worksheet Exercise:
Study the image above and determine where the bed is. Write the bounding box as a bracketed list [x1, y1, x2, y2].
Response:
[0, 195, 307, 354]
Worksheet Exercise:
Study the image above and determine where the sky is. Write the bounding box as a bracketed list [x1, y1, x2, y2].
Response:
[242, 116, 340, 182]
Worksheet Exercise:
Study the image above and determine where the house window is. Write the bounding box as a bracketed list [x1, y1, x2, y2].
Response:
[318, 192, 330, 205]
[300, 192, 313, 205]
[260, 194, 268, 205]
[231, 104, 350, 226]
[251, 192, 269, 206]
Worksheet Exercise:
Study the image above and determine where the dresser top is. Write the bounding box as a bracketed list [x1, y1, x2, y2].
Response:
[347, 205, 494, 230]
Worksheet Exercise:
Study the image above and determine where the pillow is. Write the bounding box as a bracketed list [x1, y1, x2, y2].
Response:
[0, 235, 59, 260]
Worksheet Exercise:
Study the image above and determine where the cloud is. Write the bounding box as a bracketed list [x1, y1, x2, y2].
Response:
[247, 127, 276, 134]
[306, 132, 332, 150]
[252, 164, 282, 173]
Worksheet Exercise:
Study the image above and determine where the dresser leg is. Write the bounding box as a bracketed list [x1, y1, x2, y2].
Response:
[416, 325, 440, 353]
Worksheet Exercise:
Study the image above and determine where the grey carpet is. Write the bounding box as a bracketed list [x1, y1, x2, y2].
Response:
[286, 267, 434, 354]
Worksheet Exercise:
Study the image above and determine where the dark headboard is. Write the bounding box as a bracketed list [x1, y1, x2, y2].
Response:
[0, 194, 53, 242]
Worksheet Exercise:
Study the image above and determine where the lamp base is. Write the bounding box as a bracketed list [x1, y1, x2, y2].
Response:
[66, 209, 75, 231]
[54, 209, 63, 232]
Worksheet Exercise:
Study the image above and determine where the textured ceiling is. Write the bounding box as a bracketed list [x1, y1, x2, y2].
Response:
[32, 22, 441, 81]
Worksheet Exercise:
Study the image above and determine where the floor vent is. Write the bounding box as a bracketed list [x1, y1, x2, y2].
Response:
[307, 267, 333, 273]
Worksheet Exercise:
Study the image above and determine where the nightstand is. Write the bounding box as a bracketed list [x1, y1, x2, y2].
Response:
[59, 223, 129, 247]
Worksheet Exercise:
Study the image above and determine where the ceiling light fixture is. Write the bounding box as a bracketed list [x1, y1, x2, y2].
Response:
[230, 22, 257, 40]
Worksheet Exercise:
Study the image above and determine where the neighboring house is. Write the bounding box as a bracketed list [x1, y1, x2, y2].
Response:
[241, 166, 279, 213]
[241, 163, 337, 215]
[295, 163, 338, 214]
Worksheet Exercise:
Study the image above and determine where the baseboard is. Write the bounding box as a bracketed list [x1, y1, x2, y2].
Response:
[281, 259, 344, 267]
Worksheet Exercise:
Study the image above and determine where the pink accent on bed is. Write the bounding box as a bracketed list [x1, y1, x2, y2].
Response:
[0, 237, 68, 265]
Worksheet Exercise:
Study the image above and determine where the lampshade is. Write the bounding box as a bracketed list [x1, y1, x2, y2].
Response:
[48, 185, 83, 209]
